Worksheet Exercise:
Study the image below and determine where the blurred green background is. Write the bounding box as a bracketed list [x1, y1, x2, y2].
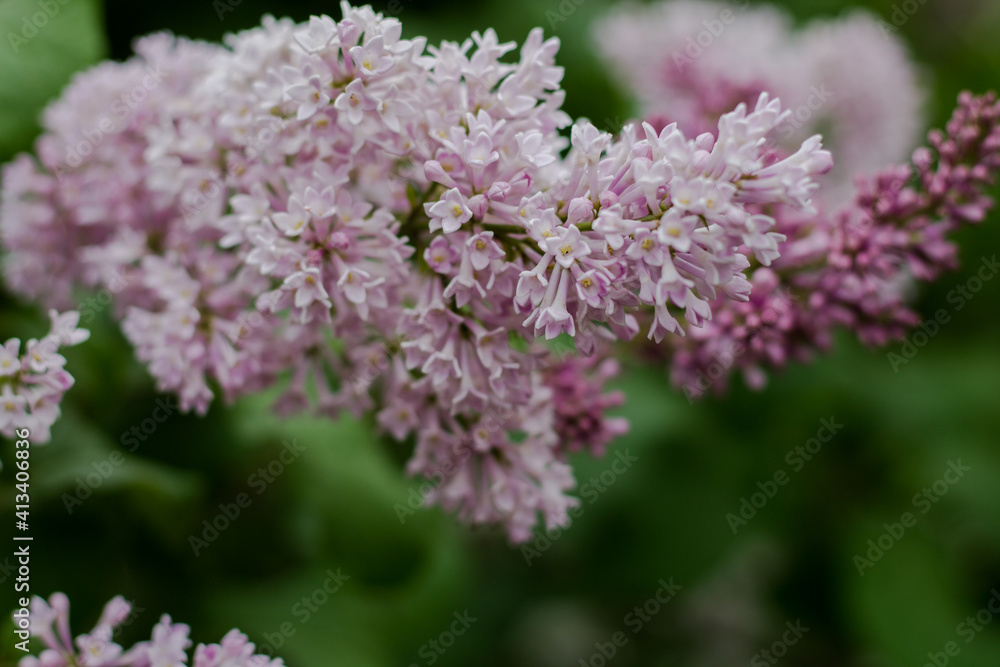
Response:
[1, 0, 999, 665]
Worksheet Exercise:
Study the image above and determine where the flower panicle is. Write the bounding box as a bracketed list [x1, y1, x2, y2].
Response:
[1, 310, 88, 448]
[0, 4, 830, 540]
[17, 593, 284, 667]
[668, 92, 1000, 398]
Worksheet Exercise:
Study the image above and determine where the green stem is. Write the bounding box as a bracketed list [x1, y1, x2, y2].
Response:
[400, 183, 445, 239]
[481, 222, 528, 234]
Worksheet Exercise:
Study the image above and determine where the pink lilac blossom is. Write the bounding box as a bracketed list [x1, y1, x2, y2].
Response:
[16, 593, 283, 667]
[594, 1, 925, 205]
[1, 3, 832, 541]
[670, 92, 1000, 399]
[594, 1, 997, 401]
[543, 355, 629, 458]
[0, 310, 88, 450]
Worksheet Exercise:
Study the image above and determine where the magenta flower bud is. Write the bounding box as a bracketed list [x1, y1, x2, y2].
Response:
[328, 231, 351, 250]
[566, 197, 594, 226]
[486, 181, 511, 202]
[305, 248, 324, 266]
[424, 160, 458, 188]
[467, 194, 489, 218]
[338, 18, 361, 48]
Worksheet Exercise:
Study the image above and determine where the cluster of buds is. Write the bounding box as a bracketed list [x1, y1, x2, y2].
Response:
[667, 92, 1000, 398]
[595, 1, 1000, 399]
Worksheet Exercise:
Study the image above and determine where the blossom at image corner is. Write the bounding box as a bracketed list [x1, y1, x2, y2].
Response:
[16, 593, 285, 667]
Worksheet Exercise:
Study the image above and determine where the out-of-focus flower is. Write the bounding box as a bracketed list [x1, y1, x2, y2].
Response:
[0, 310, 88, 450]
[594, 1, 925, 204]
[16, 593, 284, 667]
[667, 92, 1000, 397]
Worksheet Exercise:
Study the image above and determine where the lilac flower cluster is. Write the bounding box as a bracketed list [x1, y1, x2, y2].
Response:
[543, 355, 628, 458]
[0, 4, 831, 540]
[595, 0, 925, 206]
[0, 311, 88, 447]
[18, 593, 283, 667]
[668, 92, 1000, 398]
[595, 1, 999, 398]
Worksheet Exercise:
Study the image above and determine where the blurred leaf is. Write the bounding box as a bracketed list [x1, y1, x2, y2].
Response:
[842, 528, 991, 667]
[202, 392, 474, 666]
[0, 407, 205, 540]
[0, 0, 106, 159]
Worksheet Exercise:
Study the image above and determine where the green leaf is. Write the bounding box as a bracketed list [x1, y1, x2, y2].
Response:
[0, 0, 106, 159]
[841, 521, 968, 665]
[201, 392, 474, 667]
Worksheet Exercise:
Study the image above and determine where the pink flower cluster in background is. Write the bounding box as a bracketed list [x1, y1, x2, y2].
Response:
[594, 0, 1000, 398]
